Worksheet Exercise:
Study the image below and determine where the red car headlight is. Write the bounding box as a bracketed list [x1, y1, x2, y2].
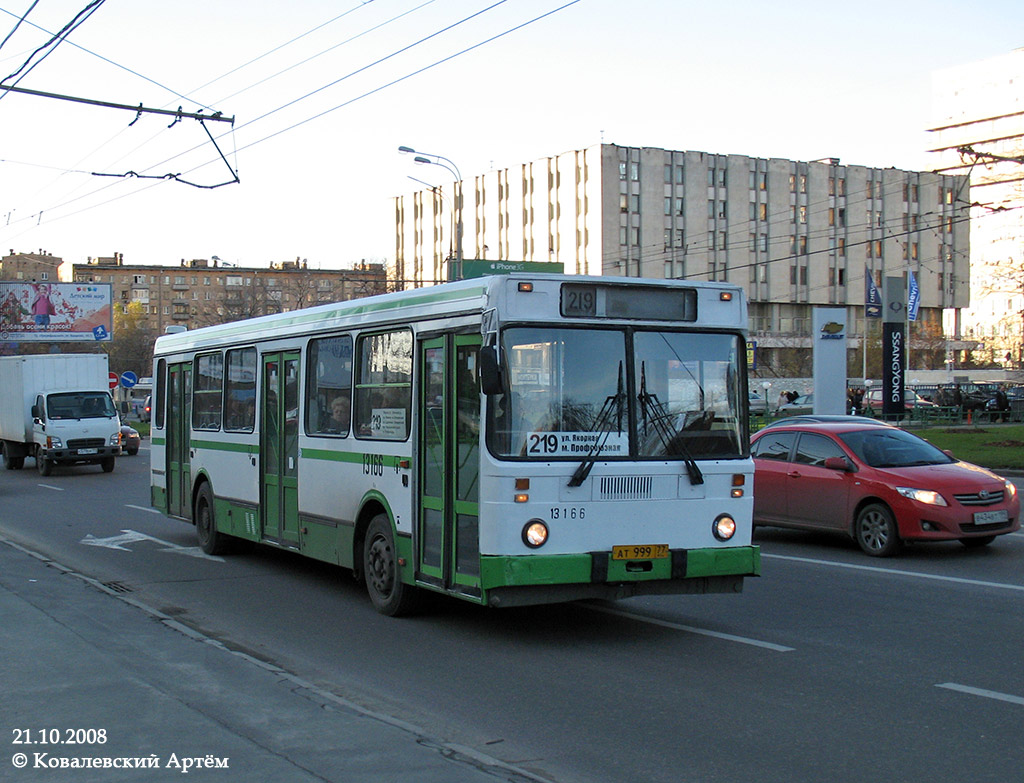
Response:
[895, 487, 948, 506]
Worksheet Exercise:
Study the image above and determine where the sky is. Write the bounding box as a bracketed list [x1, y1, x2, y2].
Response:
[1, 0, 1022, 272]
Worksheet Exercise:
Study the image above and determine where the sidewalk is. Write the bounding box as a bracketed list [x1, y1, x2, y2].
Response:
[0, 539, 539, 783]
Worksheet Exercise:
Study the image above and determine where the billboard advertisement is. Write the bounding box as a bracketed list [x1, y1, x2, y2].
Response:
[0, 282, 113, 342]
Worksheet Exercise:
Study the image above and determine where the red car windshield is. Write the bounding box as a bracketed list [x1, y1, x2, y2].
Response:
[838, 429, 954, 468]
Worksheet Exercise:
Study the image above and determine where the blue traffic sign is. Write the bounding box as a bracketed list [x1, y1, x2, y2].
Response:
[121, 371, 139, 388]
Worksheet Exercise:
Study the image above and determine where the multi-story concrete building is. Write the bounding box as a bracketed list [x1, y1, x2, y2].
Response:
[71, 254, 389, 334]
[394, 144, 971, 374]
[928, 48, 1024, 368]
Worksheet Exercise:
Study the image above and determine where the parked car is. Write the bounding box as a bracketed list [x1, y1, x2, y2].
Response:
[748, 391, 768, 414]
[750, 420, 1020, 556]
[119, 425, 140, 456]
[864, 388, 938, 412]
[760, 414, 892, 430]
[140, 394, 152, 423]
[776, 393, 814, 416]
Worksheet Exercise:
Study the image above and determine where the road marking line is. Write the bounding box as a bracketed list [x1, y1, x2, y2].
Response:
[585, 604, 795, 652]
[81, 529, 224, 562]
[763, 553, 1024, 593]
[126, 504, 162, 514]
[37, 483, 64, 491]
[936, 682, 1024, 706]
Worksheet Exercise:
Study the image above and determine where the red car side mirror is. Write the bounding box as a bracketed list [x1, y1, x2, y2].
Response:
[824, 456, 852, 471]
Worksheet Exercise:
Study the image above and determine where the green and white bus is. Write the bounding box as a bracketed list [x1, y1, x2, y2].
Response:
[150, 274, 759, 614]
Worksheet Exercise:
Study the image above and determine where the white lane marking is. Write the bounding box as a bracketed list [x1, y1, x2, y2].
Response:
[126, 504, 162, 514]
[81, 529, 224, 562]
[763, 553, 1024, 593]
[936, 683, 1024, 707]
[585, 604, 795, 652]
[37, 483, 64, 491]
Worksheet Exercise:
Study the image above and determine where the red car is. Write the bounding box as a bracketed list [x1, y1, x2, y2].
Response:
[751, 420, 1020, 556]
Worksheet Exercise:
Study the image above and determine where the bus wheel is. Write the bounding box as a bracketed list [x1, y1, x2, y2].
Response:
[363, 514, 418, 616]
[195, 484, 230, 556]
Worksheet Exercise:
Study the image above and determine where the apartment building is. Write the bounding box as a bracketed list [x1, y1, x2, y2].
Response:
[71, 253, 389, 334]
[394, 143, 971, 373]
[929, 47, 1024, 368]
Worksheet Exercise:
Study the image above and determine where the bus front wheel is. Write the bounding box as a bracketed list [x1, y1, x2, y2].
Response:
[363, 514, 418, 616]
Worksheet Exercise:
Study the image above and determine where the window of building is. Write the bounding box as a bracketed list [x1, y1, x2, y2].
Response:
[226, 275, 243, 286]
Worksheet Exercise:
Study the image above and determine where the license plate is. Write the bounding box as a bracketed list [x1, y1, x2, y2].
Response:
[77, 448, 98, 455]
[973, 509, 1008, 525]
[612, 544, 669, 560]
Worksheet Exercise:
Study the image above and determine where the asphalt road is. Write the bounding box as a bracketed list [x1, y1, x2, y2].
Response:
[2, 448, 1023, 783]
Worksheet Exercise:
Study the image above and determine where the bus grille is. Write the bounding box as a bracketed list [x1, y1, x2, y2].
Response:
[599, 476, 652, 500]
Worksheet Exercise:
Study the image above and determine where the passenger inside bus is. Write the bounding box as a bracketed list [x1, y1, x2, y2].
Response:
[326, 393, 350, 434]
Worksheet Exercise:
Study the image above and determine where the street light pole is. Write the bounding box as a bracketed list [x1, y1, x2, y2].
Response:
[399, 146, 463, 281]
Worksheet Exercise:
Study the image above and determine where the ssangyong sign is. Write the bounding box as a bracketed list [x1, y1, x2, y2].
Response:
[882, 322, 905, 417]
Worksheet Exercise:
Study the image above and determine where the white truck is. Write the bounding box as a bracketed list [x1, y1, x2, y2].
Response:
[0, 354, 122, 475]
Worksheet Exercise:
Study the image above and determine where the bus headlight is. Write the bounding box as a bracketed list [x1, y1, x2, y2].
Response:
[712, 514, 737, 542]
[522, 519, 549, 548]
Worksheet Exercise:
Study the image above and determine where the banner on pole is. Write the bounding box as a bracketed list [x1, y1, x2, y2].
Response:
[907, 271, 920, 322]
[865, 273, 882, 318]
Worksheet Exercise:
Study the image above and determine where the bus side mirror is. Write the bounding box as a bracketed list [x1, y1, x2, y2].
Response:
[479, 346, 503, 396]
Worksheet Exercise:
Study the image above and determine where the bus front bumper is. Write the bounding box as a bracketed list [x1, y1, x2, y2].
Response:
[480, 545, 760, 608]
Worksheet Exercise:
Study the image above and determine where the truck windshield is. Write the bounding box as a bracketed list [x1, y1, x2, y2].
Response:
[486, 327, 745, 461]
[47, 392, 117, 420]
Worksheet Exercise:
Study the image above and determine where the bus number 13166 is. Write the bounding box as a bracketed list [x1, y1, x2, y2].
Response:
[549, 506, 585, 520]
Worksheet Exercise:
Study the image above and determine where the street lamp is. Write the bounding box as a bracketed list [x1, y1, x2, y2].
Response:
[399, 145, 463, 281]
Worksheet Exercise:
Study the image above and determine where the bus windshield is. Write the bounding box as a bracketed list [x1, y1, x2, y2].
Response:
[486, 327, 745, 461]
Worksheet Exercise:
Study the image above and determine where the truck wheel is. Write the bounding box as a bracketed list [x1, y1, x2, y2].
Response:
[101, 457, 115, 473]
[37, 455, 53, 477]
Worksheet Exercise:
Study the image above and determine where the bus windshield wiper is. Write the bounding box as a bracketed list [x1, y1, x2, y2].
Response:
[638, 362, 703, 485]
[568, 363, 624, 487]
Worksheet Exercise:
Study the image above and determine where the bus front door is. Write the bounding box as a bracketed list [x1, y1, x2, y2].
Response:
[260, 353, 300, 547]
[419, 335, 481, 596]
[166, 362, 191, 519]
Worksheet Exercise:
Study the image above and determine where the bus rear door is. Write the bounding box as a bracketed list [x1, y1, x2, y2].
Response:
[166, 362, 191, 519]
[261, 352, 300, 547]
